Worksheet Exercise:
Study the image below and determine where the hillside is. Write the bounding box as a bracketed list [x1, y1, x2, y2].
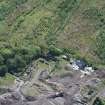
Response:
[0, 0, 105, 74]
[0, 1, 105, 105]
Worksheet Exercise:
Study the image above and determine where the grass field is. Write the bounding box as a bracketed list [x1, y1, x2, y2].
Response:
[0, 73, 15, 86]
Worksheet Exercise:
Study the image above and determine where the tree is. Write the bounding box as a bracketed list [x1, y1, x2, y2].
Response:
[6, 58, 17, 73]
[49, 45, 63, 56]
[6, 55, 26, 73]
[15, 55, 26, 69]
[0, 65, 8, 76]
[0, 55, 4, 65]
[93, 97, 105, 105]
[0, 48, 14, 59]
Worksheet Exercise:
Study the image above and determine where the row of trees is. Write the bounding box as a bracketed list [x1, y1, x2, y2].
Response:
[0, 44, 67, 76]
[0, 43, 75, 77]
[0, 46, 41, 76]
[0, 44, 73, 76]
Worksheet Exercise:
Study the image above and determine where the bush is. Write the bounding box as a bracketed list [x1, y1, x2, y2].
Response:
[0, 65, 8, 77]
[15, 55, 26, 68]
[17, 47, 29, 55]
[6, 55, 26, 73]
[28, 46, 41, 58]
[6, 58, 17, 72]
[49, 45, 63, 56]
[93, 97, 105, 105]
[0, 55, 4, 65]
[0, 48, 14, 59]
[23, 54, 32, 63]
[15, 46, 41, 62]
[63, 48, 74, 54]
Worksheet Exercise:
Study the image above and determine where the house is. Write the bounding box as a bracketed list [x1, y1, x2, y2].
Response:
[84, 67, 94, 72]
[72, 63, 80, 70]
[70, 59, 94, 75]
[72, 60, 86, 70]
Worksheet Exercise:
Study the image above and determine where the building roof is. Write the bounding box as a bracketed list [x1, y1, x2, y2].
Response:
[74, 60, 86, 69]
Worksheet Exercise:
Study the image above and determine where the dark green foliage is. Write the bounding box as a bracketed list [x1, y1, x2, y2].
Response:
[13, 55, 26, 72]
[0, 65, 8, 77]
[6, 55, 26, 73]
[93, 97, 105, 105]
[63, 48, 75, 55]
[6, 58, 17, 73]
[0, 45, 41, 76]
[0, 55, 4, 65]
[49, 45, 63, 56]
[28, 46, 41, 58]
[0, 48, 14, 59]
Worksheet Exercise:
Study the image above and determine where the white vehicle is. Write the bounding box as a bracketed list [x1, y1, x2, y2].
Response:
[72, 64, 79, 70]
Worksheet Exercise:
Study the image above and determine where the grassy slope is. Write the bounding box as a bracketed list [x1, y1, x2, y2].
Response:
[0, 0, 105, 67]
[0, 73, 15, 86]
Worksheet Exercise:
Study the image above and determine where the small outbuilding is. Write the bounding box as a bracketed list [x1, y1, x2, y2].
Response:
[72, 60, 86, 70]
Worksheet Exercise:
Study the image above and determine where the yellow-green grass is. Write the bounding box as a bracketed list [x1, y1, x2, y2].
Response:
[0, 73, 15, 86]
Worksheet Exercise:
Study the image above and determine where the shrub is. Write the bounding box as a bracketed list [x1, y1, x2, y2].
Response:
[49, 45, 63, 56]
[63, 48, 75, 54]
[93, 97, 105, 105]
[6, 58, 17, 72]
[0, 55, 4, 65]
[6, 55, 26, 73]
[28, 46, 41, 58]
[15, 55, 26, 67]
[0, 65, 8, 77]
[0, 48, 14, 59]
